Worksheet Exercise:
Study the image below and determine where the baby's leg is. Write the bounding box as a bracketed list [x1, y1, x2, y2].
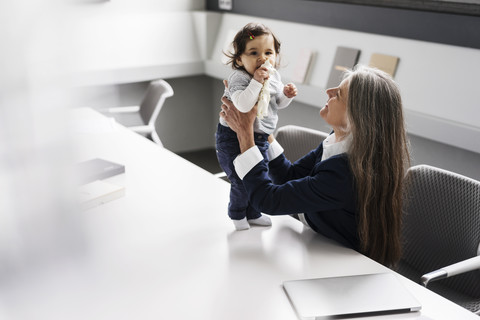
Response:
[246, 135, 272, 227]
[216, 125, 250, 230]
[228, 180, 250, 231]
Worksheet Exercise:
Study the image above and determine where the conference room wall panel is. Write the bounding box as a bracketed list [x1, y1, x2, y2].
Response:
[206, 0, 480, 49]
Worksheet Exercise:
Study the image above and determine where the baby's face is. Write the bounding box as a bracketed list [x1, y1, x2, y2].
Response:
[237, 34, 276, 76]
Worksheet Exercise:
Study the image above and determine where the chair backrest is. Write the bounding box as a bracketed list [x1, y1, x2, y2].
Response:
[139, 79, 174, 126]
[399, 164, 480, 300]
[274, 125, 329, 162]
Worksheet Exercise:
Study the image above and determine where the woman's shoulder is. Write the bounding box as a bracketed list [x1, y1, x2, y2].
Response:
[322, 152, 349, 163]
[315, 152, 351, 172]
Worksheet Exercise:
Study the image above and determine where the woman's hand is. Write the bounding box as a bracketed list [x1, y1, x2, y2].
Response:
[220, 80, 257, 153]
[268, 134, 275, 144]
[220, 97, 257, 134]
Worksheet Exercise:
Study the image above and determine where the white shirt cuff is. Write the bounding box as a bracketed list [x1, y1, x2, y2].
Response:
[233, 146, 264, 180]
[267, 139, 284, 161]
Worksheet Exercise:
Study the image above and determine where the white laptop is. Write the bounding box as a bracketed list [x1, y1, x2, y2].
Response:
[283, 273, 421, 319]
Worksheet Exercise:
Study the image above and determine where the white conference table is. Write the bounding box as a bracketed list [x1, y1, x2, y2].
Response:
[1, 107, 477, 320]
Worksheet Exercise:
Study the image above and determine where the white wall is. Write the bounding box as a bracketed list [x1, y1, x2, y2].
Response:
[210, 13, 480, 128]
[70, 1, 215, 153]
[206, 13, 480, 179]
[71, 0, 205, 13]
[208, 13, 480, 154]
[66, 1, 206, 83]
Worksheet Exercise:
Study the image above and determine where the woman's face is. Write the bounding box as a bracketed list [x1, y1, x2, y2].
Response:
[237, 34, 277, 76]
[320, 78, 349, 132]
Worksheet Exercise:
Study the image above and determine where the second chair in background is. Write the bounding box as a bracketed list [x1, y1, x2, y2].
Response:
[274, 125, 329, 162]
[101, 79, 174, 147]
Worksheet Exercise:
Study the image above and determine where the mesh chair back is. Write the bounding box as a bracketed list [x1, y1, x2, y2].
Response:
[139, 79, 174, 126]
[399, 165, 480, 311]
[275, 125, 329, 162]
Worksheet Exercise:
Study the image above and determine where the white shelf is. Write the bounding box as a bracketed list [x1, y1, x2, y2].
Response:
[204, 59, 230, 81]
[404, 110, 480, 153]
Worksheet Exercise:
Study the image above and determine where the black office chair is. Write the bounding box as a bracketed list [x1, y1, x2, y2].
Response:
[274, 125, 329, 162]
[101, 79, 173, 146]
[397, 164, 480, 315]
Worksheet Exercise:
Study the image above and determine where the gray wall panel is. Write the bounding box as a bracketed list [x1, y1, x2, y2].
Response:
[206, 0, 480, 49]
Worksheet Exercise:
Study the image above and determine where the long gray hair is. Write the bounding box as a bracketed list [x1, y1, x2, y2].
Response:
[345, 65, 410, 266]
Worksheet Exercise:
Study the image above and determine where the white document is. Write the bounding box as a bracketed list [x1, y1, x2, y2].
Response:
[78, 180, 125, 210]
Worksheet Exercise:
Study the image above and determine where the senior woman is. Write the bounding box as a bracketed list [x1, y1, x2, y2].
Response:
[219, 65, 410, 267]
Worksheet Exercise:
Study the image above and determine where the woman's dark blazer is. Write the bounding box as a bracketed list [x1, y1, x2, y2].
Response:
[241, 142, 360, 250]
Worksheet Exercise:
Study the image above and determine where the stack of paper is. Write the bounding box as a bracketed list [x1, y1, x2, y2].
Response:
[77, 180, 125, 210]
[75, 158, 125, 185]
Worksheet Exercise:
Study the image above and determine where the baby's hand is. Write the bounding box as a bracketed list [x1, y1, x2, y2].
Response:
[253, 67, 270, 84]
[284, 83, 298, 98]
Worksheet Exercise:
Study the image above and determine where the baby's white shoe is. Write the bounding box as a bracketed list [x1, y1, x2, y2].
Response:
[232, 217, 250, 231]
[248, 214, 272, 227]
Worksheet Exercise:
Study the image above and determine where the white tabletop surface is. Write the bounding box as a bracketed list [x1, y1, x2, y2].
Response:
[0, 107, 476, 320]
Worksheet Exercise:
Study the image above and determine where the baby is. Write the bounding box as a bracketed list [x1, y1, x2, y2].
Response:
[215, 22, 297, 230]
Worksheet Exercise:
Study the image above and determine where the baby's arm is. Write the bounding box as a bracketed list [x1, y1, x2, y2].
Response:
[284, 83, 298, 98]
[231, 79, 263, 113]
[277, 83, 298, 109]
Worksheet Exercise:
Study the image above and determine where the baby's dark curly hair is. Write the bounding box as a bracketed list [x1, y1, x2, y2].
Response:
[224, 23, 281, 70]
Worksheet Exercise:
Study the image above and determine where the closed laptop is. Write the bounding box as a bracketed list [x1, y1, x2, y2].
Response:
[283, 273, 421, 319]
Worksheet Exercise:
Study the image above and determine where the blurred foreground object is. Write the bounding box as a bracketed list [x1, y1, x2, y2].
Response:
[0, 0, 85, 279]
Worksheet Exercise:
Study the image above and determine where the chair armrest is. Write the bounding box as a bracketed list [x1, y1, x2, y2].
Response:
[421, 255, 480, 287]
[104, 106, 140, 113]
[128, 126, 153, 133]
